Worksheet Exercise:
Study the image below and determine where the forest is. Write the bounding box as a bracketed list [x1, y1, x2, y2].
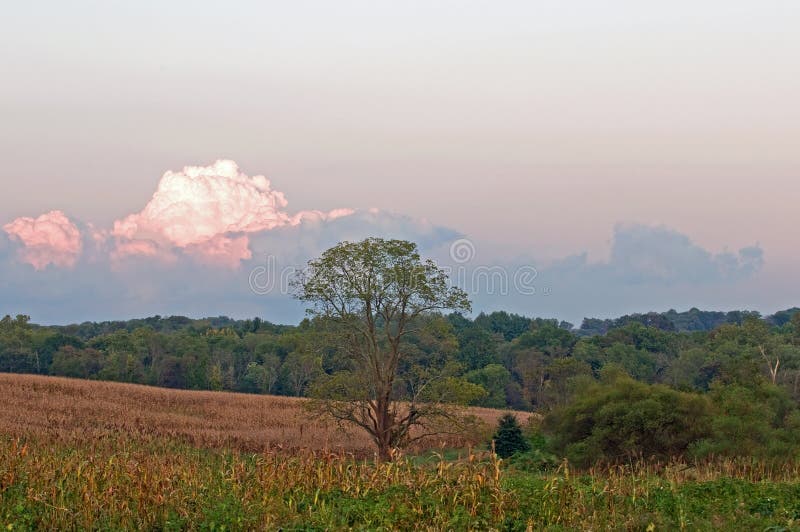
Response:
[1, 308, 797, 403]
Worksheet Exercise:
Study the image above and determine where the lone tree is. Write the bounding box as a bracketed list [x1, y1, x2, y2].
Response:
[293, 238, 477, 460]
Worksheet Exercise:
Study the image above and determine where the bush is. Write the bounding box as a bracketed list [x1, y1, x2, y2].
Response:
[543, 371, 713, 467]
[492, 414, 530, 458]
[691, 382, 800, 459]
[507, 430, 559, 471]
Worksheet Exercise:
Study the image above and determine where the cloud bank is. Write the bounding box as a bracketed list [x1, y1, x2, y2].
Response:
[607, 224, 763, 284]
[462, 224, 766, 324]
[0, 160, 462, 323]
[0, 161, 770, 325]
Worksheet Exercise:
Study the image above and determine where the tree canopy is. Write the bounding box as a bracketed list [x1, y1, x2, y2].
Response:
[293, 238, 476, 460]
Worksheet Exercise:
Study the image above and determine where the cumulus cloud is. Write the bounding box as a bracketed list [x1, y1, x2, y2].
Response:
[0, 160, 360, 274]
[0, 206, 462, 324]
[111, 160, 354, 267]
[462, 224, 767, 324]
[2, 210, 83, 270]
[185, 234, 252, 269]
[247, 208, 462, 267]
[607, 224, 763, 284]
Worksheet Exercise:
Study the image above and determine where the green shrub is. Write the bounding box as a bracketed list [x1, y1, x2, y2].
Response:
[691, 382, 800, 459]
[544, 371, 713, 467]
[493, 414, 530, 458]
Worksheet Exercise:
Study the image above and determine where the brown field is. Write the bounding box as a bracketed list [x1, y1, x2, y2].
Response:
[0, 373, 534, 456]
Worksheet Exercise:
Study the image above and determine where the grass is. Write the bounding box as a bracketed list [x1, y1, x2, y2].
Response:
[1, 374, 800, 530]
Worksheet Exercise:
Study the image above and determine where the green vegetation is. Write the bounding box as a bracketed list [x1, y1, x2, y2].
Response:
[3, 309, 799, 413]
[2, 435, 800, 530]
[544, 371, 713, 467]
[492, 414, 530, 458]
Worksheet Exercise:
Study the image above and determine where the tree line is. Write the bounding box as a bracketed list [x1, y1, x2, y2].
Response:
[1, 306, 798, 410]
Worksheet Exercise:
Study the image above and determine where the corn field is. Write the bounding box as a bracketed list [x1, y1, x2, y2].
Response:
[0, 374, 533, 456]
[0, 436, 512, 530]
[1, 374, 799, 530]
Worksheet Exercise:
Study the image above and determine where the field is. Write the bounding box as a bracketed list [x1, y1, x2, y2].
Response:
[0, 374, 532, 455]
[2, 374, 800, 530]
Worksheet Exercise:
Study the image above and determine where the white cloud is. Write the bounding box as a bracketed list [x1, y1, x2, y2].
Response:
[2, 210, 83, 270]
[110, 160, 354, 267]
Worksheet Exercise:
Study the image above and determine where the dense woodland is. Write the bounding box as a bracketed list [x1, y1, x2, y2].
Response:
[3, 306, 800, 463]
[1, 308, 799, 407]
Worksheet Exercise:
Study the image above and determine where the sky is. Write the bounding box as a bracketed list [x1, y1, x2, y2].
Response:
[1, 1, 798, 325]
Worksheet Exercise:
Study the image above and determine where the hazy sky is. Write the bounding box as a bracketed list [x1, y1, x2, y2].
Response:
[1, 1, 798, 323]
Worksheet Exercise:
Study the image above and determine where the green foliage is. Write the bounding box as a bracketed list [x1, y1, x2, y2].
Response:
[492, 414, 531, 458]
[602, 342, 660, 382]
[540, 358, 593, 409]
[240, 355, 280, 394]
[0, 315, 37, 373]
[281, 350, 323, 396]
[691, 382, 800, 459]
[294, 238, 473, 458]
[506, 427, 559, 471]
[473, 311, 532, 341]
[664, 347, 718, 391]
[544, 372, 713, 467]
[50, 346, 105, 378]
[579, 308, 764, 335]
[516, 322, 577, 356]
[465, 364, 511, 408]
[454, 326, 498, 371]
[504, 467, 800, 531]
[418, 375, 488, 405]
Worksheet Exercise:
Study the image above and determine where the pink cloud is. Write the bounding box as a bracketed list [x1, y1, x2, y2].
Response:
[326, 208, 356, 220]
[1, 161, 354, 270]
[112, 160, 295, 247]
[289, 208, 357, 225]
[112, 239, 162, 260]
[185, 235, 252, 269]
[3, 210, 83, 270]
[110, 160, 353, 268]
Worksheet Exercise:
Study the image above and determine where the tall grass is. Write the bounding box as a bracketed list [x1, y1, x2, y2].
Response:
[3, 436, 800, 530]
[506, 459, 800, 530]
[0, 436, 510, 530]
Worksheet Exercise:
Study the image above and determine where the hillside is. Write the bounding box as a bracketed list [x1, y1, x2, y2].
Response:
[0, 373, 532, 456]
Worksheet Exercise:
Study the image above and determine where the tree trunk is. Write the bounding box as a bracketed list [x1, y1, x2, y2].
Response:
[759, 345, 779, 385]
[374, 391, 395, 461]
[376, 440, 392, 462]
